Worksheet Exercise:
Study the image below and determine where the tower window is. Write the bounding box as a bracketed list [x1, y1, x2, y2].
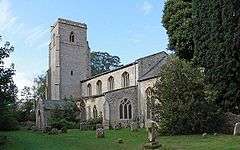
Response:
[70, 31, 75, 43]
[70, 70, 73, 76]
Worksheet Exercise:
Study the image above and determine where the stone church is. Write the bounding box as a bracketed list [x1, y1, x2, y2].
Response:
[36, 18, 168, 130]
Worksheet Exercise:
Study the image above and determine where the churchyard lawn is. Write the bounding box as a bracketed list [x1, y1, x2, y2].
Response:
[1, 129, 240, 150]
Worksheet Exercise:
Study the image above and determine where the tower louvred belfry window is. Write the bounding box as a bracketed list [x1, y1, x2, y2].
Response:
[70, 31, 74, 42]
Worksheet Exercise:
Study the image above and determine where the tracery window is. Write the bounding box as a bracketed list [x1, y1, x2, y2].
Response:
[119, 99, 132, 119]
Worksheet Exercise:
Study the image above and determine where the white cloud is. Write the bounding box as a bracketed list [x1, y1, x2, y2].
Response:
[24, 25, 49, 48]
[0, 0, 48, 94]
[0, 0, 17, 32]
[139, 1, 153, 16]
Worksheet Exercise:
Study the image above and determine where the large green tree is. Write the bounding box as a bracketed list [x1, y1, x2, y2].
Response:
[193, 0, 240, 113]
[162, 0, 194, 60]
[91, 51, 122, 76]
[151, 56, 223, 135]
[0, 37, 17, 107]
[0, 36, 18, 130]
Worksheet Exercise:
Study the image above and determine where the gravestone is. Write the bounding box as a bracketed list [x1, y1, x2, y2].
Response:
[233, 122, 240, 135]
[143, 120, 161, 150]
[96, 124, 104, 138]
[130, 122, 139, 132]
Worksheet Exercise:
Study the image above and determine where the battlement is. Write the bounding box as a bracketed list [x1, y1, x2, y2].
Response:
[52, 18, 87, 29]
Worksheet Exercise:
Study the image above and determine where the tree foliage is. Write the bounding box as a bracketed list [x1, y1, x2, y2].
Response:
[151, 57, 223, 135]
[193, 0, 240, 113]
[91, 51, 122, 76]
[0, 36, 18, 130]
[49, 98, 79, 129]
[0, 37, 17, 107]
[162, 0, 194, 60]
[33, 74, 46, 100]
[16, 86, 35, 122]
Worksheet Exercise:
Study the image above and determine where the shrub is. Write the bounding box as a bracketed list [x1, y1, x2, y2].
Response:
[50, 118, 75, 130]
[0, 108, 19, 131]
[80, 117, 102, 130]
[0, 136, 7, 146]
[151, 57, 224, 135]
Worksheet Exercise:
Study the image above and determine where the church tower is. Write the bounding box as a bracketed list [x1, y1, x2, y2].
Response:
[48, 18, 91, 100]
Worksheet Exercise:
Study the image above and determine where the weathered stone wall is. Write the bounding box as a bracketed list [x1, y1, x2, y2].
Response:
[36, 100, 45, 129]
[82, 64, 138, 97]
[59, 19, 91, 99]
[138, 78, 158, 122]
[85, 96, 106, 120]
[49, 18, 90, 100]
[49, 22, 60, 100]
[105, 86, 138, 127]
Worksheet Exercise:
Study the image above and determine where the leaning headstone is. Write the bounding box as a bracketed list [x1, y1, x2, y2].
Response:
[130, 122, 139, 132]
[96, 127, 104, 138]
[233, 122, 240, 135]
[143, 120, 161, 150]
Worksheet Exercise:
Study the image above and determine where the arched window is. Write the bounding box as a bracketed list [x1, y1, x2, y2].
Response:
[93, 105, 98, 118]
[108, 76, 114, 91]
[87, 83, 92, 96]
[119, 99, 132, 119]
[145, 87, 152, 119]
[96, 80, 102, 95]
[69, 31, 75, 42]
[121, 72, 129, 88]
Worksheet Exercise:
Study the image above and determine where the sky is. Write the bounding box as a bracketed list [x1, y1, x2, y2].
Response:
[0, 0, 168, 92]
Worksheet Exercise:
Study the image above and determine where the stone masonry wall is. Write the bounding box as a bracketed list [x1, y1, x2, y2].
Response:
[105, 86, 138, 127]
[82, 64, 138, 97]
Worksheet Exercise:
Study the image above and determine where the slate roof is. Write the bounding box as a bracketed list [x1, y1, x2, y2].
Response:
[137, 51, 168, 81]
[81, 51, 169, 83]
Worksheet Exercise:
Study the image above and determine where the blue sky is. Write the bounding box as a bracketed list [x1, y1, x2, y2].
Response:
[0, 0, 168, 91]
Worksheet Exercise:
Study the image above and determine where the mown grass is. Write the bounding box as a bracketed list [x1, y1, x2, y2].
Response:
[0, 129, 240, 150]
